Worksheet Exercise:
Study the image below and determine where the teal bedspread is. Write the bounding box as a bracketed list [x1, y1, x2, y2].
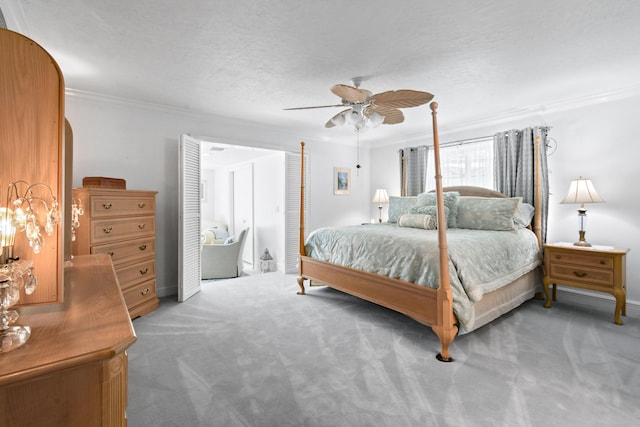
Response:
[304, 224, 541, 332]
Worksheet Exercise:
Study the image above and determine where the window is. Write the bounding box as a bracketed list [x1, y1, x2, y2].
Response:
[426, 137, 493, 190]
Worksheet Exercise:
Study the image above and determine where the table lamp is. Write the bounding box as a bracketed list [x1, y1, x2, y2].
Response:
[372, 189, 389, 223]
[560, 177, 604, 247]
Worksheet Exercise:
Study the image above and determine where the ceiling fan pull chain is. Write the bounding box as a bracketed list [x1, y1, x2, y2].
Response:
[356, 129, 361, 175]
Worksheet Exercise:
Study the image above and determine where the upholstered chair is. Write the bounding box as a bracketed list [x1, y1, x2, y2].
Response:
[201, 228, 249, 279]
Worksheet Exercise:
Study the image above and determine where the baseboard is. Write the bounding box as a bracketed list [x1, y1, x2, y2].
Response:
[553, 287, 640, 319]
[157, 285, 175, 298]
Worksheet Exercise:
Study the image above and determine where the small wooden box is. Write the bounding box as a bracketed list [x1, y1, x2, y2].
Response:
[82, 176, 126, 189]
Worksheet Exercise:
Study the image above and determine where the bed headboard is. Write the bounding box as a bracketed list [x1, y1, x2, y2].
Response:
[440, 186, 507, 198]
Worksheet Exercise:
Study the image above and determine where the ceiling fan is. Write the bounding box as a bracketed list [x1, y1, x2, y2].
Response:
[284, 78, 434, 130]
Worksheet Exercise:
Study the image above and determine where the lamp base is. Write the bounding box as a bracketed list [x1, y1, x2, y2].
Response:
[0, 325, 31, 353]
[573, 230, 591, 247]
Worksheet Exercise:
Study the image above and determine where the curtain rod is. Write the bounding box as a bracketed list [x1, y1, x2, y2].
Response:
[400, 126, 552, 152]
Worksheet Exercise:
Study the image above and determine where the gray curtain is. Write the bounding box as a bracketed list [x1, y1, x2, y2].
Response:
[493, 127, 549, 243]
[399, 146, 428, 196]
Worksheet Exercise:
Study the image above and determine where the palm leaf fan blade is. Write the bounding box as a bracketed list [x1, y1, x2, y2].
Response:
[370, 90, 434, 109]
[368, 105, 404, 124]
[331, 84, 372, 103]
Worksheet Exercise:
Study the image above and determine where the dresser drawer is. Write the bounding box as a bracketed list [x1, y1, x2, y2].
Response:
[89, 195, 156, 218]
[91, 238, 155, 266]
[547, 250, 614, 269]
[89, 216, 155, 244]
[122, 279, 156, 310]
[115, 258, 156, 289]
[548, 263, 614, 288]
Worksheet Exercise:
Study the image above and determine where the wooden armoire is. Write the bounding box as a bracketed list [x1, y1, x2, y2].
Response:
[0, 28, 136, 426]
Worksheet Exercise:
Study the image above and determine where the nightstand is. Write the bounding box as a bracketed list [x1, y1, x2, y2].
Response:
[543, 243, 629, 325]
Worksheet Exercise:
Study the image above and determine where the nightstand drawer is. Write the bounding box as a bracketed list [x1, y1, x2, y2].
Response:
[548, 251, 613, 269]
[548, 263, 614, 288]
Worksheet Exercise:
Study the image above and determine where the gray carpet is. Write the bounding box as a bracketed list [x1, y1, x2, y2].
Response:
[127, 273, 640, 427]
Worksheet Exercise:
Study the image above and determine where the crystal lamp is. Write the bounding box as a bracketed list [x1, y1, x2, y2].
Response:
[0, 181, 60, 353]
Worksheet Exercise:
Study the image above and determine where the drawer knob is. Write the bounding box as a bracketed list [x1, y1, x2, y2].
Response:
[600, 260, 605, 265]
[140, 268, 149, 275]
[555, 255, 561, 259]
[103, 202, 112, 209]
[138, 223, 146, 229]
[139, 244, 147, 251]
[108, 251, 114, 257]
[141, 288, 150, 296]
[103, 227, 112, 234]
[138, 202, 146, 208]
[573, 271, 587, 278]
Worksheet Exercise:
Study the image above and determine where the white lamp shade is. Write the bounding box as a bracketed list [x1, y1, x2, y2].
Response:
[345, 105, 364, 126]
[372, 189, 389, 204]
[367, 111, 385, 127]
[561, 177, 604, 205]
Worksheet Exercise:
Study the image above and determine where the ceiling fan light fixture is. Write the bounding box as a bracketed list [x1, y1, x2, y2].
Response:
[345, 104, 364, 126]
[367, 111, 384, 127]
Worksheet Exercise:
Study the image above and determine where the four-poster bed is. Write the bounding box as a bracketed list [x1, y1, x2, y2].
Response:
[296, 102, 543, 361]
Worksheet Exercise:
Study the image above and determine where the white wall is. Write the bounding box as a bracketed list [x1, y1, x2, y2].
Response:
[65, 92, 370, 297]
[370, 94, 640, 305]
[253, 152, 286, 270]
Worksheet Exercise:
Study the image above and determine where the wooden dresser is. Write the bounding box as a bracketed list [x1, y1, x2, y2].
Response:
[72, 188, 159, 318]
[0, 255, 136, 427]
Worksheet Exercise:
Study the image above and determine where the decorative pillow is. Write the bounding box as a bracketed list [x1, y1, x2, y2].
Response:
[406, 205, 449, 228]
[414, 191, 460, 228]
[456, 196, 522, 231]
[210, 226, 230, 241]
[398, 213, 438, 230]
[201, 230, 217, 244]
[513, 202, 535, 229]
[388, 196, 417, 223]
[224, 236, 235, 245]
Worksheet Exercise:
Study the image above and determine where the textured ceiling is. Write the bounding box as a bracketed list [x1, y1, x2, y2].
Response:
[2, 0, 640, 146]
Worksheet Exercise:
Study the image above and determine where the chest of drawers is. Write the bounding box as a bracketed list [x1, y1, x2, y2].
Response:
[72, 188, 159, 318]
[543, 243, 628, 325]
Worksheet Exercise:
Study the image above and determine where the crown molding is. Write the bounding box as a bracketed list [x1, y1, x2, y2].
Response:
[64, 88, 330, 148]
[375, 85, 640, 148]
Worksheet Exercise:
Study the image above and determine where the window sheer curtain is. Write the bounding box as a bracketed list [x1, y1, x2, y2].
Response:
[493, 127, 550, 243]
[399, 146, 428, 196]
[426, 138, 493, 190]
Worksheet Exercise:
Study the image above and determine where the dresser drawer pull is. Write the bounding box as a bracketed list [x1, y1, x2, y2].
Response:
[139, 244, 147, 251]
[555, 255, 561, 259]
[140, 268, 149, 275]
[573, 271, 587, 278]
[103, 202, 112, 209]
[141, 288, 150, 296]
[108, 251, 115, 257]
[138, 223, 146, 229]
[138, 202, 146, 208]
[600, 260, 606, 265]
[103, 227, 112, 234]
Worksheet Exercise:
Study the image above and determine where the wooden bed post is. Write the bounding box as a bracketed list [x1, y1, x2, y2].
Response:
[533, 135, 543, 249]
[297, 141, 306, 295]
[429, 102, 459, 362]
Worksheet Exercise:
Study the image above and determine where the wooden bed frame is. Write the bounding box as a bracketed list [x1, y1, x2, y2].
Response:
[296, 102, 543, 362]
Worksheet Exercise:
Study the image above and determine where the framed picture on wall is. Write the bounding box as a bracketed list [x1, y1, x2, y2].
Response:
[334, 167, 351, 195]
